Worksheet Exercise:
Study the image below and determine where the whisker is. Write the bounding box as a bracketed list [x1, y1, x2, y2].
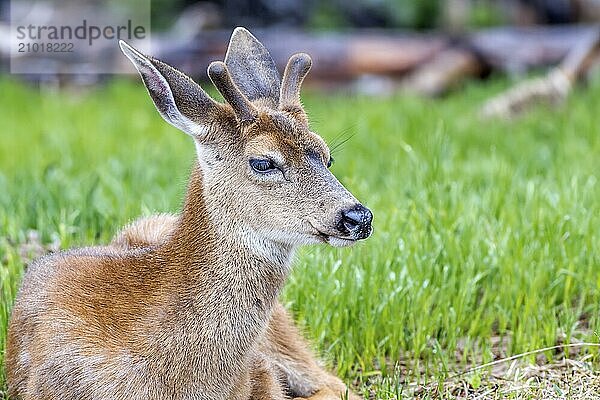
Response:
[330, 126, 357, 154]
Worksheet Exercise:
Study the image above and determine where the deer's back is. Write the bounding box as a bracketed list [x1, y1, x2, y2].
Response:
[5, 246, 185, 399]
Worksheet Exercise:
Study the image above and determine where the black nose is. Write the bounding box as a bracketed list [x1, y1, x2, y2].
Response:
[339, 204, 373, 240]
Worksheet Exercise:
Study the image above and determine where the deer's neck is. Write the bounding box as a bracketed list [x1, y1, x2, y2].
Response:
[155, 163, 293, 387]
[168, 163, 294, 282]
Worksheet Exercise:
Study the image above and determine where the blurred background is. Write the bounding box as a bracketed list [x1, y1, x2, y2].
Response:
[2, 0, 600, 103]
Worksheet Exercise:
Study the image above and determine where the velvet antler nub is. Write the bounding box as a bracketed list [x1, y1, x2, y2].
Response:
[208, 61, 258, 124]
[279, 53, 312, 111]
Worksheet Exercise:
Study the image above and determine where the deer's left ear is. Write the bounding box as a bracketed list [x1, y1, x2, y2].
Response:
[224, 27, 280, 107]
[120, 40, 220, 140]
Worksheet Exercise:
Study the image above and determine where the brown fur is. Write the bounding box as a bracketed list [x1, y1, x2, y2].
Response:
[112, 215, 360, 400]
[5, 28, 370, 400]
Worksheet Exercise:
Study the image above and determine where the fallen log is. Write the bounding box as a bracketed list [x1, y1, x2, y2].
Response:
[401, 46, 486, 96]
[401, 24, 600, 97]
[480, 27, 600, 119]
[467, 24, 599, 73]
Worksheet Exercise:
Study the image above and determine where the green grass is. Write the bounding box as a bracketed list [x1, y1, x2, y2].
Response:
[1, 76, 600, 398]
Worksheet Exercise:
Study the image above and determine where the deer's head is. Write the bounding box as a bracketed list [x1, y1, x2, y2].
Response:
[120, 28, 372, 247]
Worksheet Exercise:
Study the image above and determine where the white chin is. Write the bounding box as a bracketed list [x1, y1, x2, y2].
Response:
[326, 236, 357, 247]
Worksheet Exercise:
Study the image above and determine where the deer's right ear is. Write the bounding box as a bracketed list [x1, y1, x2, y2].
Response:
[120, 40, 218, 139]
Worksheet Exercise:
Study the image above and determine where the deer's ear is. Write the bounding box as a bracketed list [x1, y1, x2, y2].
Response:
[120, 40, 219, 139]
[224, 27, 280, 107]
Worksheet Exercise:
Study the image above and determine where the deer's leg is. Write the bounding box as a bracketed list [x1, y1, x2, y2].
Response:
[247, 356, 287, 400]
[293, 388, 356, 400]
[262, 304, 361, 400]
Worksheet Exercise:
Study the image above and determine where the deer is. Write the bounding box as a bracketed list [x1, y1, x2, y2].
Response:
[5, 27, 373, 400]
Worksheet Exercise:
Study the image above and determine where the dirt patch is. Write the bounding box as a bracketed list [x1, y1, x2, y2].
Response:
[412, 356, 600, 399]
[360, 342, 600, 399]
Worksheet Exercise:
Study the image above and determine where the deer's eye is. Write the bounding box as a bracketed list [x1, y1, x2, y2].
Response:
[327, 157, 334, 168]
[250, 158, 277, 173]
